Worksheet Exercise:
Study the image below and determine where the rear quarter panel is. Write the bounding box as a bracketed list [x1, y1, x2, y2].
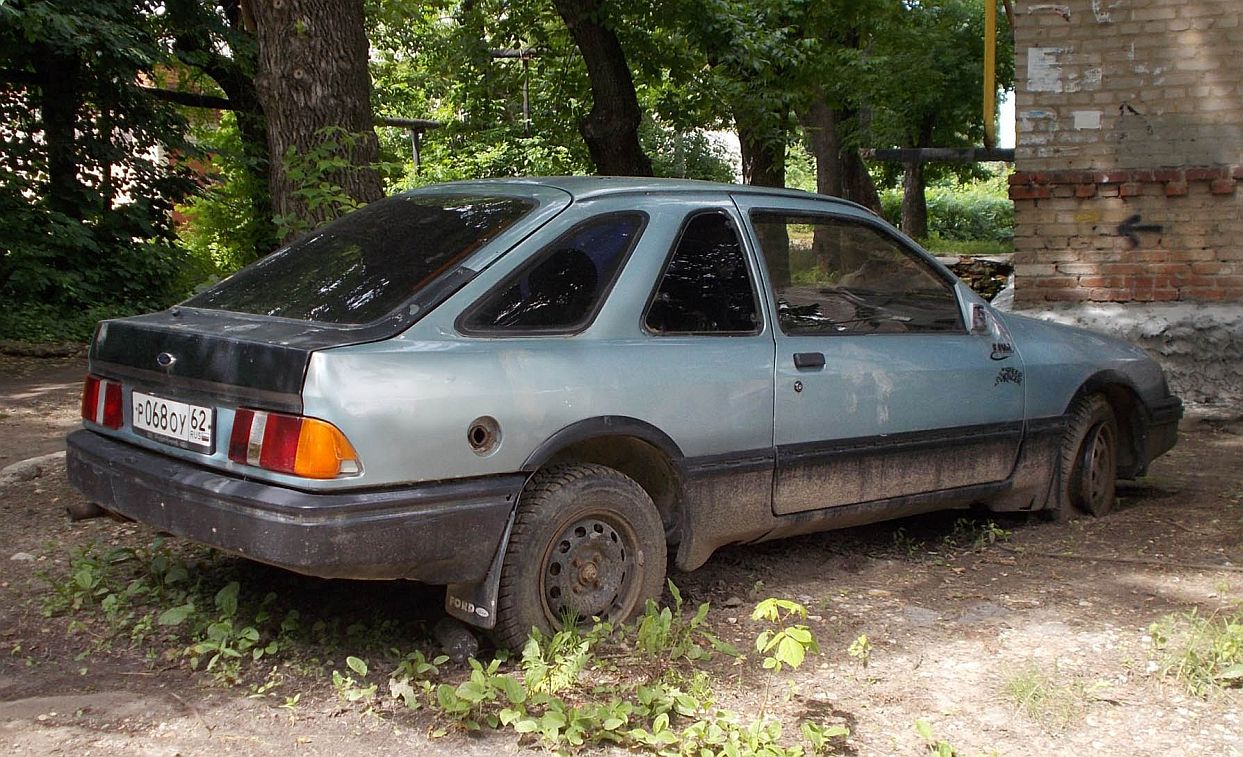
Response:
[301, 194, 777, 489]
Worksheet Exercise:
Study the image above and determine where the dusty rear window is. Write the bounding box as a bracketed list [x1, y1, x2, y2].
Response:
[186, 194, 535, 325]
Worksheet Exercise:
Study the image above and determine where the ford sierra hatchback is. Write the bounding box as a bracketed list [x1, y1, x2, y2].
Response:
[67, 177, 1182, 648]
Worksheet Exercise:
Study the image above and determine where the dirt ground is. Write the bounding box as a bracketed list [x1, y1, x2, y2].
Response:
[1, 355, 1241, 756]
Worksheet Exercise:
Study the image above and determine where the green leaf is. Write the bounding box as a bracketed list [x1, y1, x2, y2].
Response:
[346, 656, 368, 677]
[214, 581, 240, 618]
[157, 603, 195, 626]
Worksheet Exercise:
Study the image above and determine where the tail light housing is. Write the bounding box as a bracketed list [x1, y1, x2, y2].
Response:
[81, 375, 123, 429]
[229, 409, 360, 479]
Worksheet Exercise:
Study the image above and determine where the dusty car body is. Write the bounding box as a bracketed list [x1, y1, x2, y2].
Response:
[66, 177, 1181, 647]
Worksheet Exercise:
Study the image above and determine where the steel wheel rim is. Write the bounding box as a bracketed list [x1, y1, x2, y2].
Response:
[1083, 422, 1115, 510]
[540, 511, 639, 625]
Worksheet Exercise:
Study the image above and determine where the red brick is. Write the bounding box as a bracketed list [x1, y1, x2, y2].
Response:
[1153, 169, 1184, 182]
[1102, 263, 1145, 275]
[1042, 290, 1091, 302]
[1152, 289, 1181, 301]
[1075, 183, 1098, 198]
[1191, 262, 1233, 274]
[1100, 185, 1121, 197]
[1096, 171, 1131, 184]
[1166, 181, 1189, 197]
[1120, 182, 1143, 197]
[1185, 167, 1228, 181]
[1210, 178, 1237, 195]
[1233, 165, 1243, 180]
[1030, 276, 1078, 288]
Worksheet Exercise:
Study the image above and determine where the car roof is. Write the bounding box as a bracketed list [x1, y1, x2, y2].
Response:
[432, 175, 873, 214]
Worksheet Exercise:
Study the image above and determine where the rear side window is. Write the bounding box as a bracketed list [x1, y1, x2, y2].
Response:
[186, 193, 535, 325]
[644, 212, 759, 334]
[461, 212, 645, 333]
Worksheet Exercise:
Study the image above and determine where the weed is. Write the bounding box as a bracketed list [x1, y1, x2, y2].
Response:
[332, 656, 378, 703]
[1002, 665, 1102, 732]
[635, 580, 740, 662]
[945, 518, 1011, 552]
[915, 719, 958, 756]
[1148, 608, 1243, 695]
[847, 634, 872, 668]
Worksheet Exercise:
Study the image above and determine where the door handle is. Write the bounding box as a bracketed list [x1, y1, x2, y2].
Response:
[793, 352, 825, 369]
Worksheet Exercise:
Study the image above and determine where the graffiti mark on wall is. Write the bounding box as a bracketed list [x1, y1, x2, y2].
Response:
[1118, 214, 1164, 249]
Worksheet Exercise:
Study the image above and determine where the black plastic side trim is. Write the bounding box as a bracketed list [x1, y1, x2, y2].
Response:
[776, 420, 1024, 464]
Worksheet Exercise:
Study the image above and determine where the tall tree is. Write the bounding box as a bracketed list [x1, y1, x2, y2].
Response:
[551, 0, 653, 176]
[162, 0, 277, 255]
[867, 0, 1013, 239]
[250, 0, 383, 234]
[0, 0, 192, 313]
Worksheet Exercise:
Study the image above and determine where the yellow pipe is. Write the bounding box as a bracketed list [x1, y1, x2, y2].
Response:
[984, 0, 997, 149]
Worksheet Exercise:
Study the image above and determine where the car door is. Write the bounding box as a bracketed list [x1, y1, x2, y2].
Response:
[732, 194, 1025, 515]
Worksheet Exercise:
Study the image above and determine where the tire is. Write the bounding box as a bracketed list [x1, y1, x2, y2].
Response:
[1050, 394, 1119, 519]
[493, 463, 666, 651]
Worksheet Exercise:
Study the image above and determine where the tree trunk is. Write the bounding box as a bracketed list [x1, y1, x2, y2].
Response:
[799, 92, 881, 212]
[901, 160, 928, 241]
[168, 0, 277, 255]
[552, 0, 652, 176]
[250, 0, 382, 235]
[32, 44, 82, 220]
[738, 119, 785, 188]
[900, 117, 936, 241]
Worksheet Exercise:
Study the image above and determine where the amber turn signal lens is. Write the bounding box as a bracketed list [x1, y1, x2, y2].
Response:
[293, 418, 359, 479]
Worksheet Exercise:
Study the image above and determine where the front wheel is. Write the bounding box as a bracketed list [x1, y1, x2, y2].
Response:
[1051, 394, 1119, 519]
[493, 463, 666, 651]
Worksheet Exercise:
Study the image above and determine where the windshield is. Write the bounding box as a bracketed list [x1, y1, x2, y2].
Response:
[185, 193, 536, 325]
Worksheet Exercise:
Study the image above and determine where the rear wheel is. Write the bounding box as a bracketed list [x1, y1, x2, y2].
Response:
[1050, 394, 1119, 519]
[494, 463, 666, 651]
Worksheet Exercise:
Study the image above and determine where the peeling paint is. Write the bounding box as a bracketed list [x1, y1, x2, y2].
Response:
[1028, 4, 1071, 21]
[1027, 47, 1065, 92]
[1090, 0, 1121, 23]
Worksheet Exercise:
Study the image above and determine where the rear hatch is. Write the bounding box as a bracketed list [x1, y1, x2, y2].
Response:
[85, 184, 570, 471]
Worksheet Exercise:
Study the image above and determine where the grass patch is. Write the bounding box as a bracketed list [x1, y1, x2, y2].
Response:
[1148, 608, 1243, 695]
[1002, 666, 1102, 732]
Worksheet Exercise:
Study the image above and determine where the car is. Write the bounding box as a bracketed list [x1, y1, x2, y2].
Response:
[66, 177, 1182, 648]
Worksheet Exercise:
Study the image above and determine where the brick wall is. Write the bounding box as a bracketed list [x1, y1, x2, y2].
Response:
[1010, 0, 1243, 305]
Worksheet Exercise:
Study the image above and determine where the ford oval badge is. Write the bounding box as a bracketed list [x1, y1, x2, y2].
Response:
[156, 352, 177, 369]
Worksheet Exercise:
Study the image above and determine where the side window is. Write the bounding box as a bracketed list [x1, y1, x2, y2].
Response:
[461, 212, 645, 333]
[644, 212, 759, 334]
[749, 212, 962, 336]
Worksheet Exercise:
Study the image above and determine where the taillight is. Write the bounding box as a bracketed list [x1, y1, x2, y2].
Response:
[228, 409, 360, 479]
[81, 375, 123, 429]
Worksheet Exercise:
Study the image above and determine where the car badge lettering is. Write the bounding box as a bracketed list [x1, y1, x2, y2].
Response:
[990, 343, 1014, 361]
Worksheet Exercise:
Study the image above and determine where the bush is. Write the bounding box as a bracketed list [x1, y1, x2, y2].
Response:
[880, 174, 1014, 244]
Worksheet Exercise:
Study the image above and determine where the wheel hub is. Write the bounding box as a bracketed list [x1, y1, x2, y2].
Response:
[543, 516, 632, 621]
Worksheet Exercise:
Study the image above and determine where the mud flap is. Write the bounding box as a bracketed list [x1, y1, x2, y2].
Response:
[444, 507, 515, 630]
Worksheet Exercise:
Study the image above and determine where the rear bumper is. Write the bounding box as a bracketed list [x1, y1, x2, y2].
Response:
[66, 430, 522, 583]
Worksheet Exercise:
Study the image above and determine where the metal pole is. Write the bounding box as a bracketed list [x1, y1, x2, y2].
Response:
[984, 0, 998, 149]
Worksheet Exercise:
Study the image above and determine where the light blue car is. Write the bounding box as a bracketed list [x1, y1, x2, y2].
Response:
[66, 177, 1181, 648]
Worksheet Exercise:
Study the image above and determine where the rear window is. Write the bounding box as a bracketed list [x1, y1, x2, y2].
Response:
[186, 193, 535, 325]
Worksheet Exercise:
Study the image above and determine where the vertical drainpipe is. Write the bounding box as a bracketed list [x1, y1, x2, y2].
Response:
[984, 0, 998, 149]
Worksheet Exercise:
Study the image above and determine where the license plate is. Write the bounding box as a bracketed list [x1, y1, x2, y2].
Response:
[131, 391, 214, 453]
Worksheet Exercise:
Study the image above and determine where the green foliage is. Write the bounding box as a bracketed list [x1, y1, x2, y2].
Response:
[1148, 608, 1243, 695]
[915, 719, 959, 756]
[636, 580, 740, 662]
[752, 598, 820, 673]
[846, 634, 872, 668]
[1002, 666, 1104, 732]
[276, 126, 401, 240]
[881, 174, 1014, 244]
[0, 0, 194, 337]
[176, 114, 273, 279]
